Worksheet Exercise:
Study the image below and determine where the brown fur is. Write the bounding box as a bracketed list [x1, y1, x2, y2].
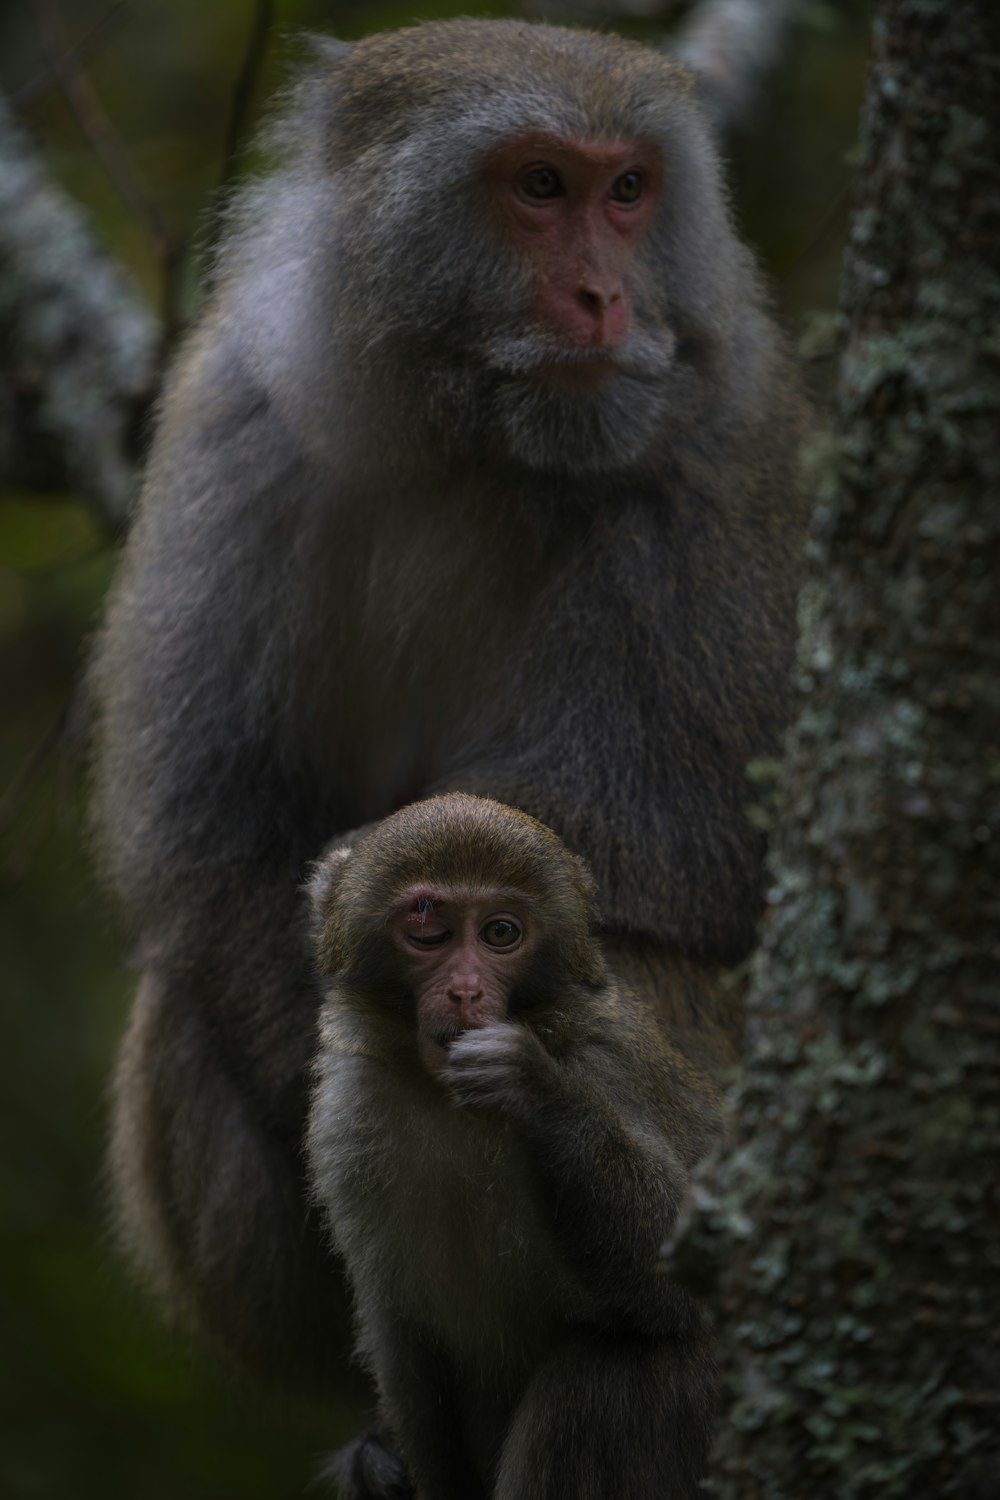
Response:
[309, 795, 719, 1499]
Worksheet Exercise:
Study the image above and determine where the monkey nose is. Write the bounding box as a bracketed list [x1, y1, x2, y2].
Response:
[578, 284, 621, 314]
[565, 284, 628, 348]
[447, 978, 483, 1005]
[448, 985, 489, 1030]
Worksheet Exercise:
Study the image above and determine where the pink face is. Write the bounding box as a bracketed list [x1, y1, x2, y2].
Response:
[390, 887, 537, 1074]
[484, 132, 662, 385]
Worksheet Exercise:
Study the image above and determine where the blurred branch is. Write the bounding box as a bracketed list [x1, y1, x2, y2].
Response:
[778, 177, 853, 282]
[0, 91, 159, 535]
[538, 0, 803, 135]
[207, 0, 275, 251]
[219, 0, 274, 198]
[12, 0, 132, 110]
[30, 0, 183, 335]
[673, 0, 802, 133]
[0, 711, 66, 845]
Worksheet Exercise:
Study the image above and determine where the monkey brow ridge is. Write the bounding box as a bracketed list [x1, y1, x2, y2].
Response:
[390, 883, 541, 917]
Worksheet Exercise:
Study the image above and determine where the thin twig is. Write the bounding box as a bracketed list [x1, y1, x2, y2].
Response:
[778, 179, 854, 284]
[29, 0, 183, 337]
[0, 711, 67, 839]
[13, 0, 131, 109]
[219, 0, 275, 199]
[202, 0, 274, 258]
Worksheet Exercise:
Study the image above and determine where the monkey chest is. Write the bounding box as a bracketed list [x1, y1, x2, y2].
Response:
[328, 1063, 571, 1367]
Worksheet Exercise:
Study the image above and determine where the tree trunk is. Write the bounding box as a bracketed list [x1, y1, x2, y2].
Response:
[700, 2, 1000, 1494]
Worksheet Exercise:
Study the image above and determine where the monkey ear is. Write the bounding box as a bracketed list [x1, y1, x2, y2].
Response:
[307, 845, 354, 978]
[307, 845, 352, 925]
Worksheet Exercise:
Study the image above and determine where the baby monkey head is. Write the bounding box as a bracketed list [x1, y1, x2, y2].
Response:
[310, 794, 606, 1073]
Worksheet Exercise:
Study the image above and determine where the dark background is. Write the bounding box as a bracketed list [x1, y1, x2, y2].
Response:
[0, 3, 869, 1496]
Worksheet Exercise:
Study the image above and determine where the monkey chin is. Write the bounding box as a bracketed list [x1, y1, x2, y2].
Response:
[493, 374, 668, 479]
[480, 324, 676, 477]
[538, 358, 617, 396]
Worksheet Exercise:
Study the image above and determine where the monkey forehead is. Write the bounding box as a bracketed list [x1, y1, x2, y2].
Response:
[364, 794, 583, 883]
[484, 133, 663, 179]
[324, 20, 699, 159]
[338, 794, 598, 931]
[390, 884, 540, 918]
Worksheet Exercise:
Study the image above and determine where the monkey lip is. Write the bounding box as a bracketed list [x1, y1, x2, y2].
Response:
[418, 1026, 467, 1078]
[430, 1025, 466, 1048]
[538, 357, 617, 395]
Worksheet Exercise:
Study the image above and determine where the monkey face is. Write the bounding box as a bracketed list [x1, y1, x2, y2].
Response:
[388, 885, 539, 1075]
[482, 134, 663, 361]
[336, 132, 677, 481]
[474, 133, 678, 476]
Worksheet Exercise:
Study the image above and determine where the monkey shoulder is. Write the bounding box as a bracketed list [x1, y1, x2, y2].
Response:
[145, 320, 316, 531]
[90, 320, 339, 876]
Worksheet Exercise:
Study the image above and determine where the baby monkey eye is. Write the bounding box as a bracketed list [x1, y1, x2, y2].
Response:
[611, 171, 644, 204]
[520, 165, 563, 200]
[480, 918, 522, 949]
[407, 929, 450, 948]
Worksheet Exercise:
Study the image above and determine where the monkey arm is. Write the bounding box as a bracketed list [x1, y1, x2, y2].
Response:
[90, 320, 351, 1077]
[442, 1011, 702, 1331]
[91, 334, 358, 1383]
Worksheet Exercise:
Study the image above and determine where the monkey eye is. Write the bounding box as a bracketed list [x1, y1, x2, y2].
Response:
[480, 918, 523, 949]
[610, 171, 644, 204]
[519, 165, 564, 201]
[406, 929, 450, 948]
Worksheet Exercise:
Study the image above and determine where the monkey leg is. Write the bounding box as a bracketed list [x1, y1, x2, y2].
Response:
[494, 1326, 717, 1500]
[353, 1317, 486, 1500]
[320, 1428, 414, 1500]
[110, 971, 351, 1386]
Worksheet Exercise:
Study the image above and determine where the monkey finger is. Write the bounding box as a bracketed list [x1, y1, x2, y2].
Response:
[444, 1073, 521, 1115]
[441, 1045, 524, 1114]
[448, 1022, 524, 1062]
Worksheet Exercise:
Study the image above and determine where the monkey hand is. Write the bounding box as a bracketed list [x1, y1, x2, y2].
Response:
[442, 1022, 555, 1117]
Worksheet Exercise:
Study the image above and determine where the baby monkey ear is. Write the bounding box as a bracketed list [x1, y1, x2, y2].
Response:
[307, 844, 354, 961]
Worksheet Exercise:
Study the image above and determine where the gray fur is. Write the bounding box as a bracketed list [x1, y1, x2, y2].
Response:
[89, 15, 805, 1445]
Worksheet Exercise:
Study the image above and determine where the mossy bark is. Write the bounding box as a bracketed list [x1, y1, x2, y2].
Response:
[696, 2, 1000, 1494]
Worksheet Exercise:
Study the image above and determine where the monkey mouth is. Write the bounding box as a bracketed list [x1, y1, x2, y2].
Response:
[485, 328, 675, 391]
[417, 1025, 465, 1079]
[431, 1023, 466, 1048]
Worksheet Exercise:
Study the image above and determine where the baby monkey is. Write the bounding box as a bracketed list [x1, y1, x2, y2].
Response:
[308, 794, 717, 1500]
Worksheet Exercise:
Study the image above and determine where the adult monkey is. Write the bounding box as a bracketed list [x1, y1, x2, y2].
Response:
[90, 14, 805, 1483]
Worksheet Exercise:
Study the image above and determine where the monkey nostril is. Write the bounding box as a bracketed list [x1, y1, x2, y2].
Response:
[577, 285, 623, 322]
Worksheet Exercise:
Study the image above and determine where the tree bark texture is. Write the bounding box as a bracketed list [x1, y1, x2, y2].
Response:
[696, 2, 1000, 1495]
